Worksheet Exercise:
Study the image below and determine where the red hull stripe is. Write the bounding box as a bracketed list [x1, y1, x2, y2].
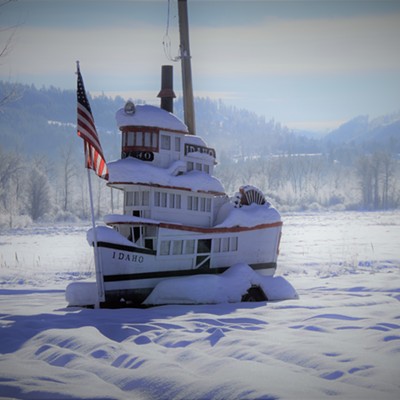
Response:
[106, 220, 282, 233]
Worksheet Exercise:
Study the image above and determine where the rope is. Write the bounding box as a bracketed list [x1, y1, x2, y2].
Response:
[163, 0, 180, 62]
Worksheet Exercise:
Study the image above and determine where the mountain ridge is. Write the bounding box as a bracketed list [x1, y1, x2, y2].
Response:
[1, 81, 399, 161]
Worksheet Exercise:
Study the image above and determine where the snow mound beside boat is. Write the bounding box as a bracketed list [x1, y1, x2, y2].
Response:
[65, 281, 97, 307]
[65, 264, 297, 307]
[143, 263, 297, 305]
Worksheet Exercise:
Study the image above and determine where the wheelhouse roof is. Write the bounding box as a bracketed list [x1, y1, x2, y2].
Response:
[116, 104, 188, 133]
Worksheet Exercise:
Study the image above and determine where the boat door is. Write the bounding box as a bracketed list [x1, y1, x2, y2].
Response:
[196, 238, 211, 270]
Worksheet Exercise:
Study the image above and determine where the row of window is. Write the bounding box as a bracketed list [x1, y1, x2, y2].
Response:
[160, 239, 195, 256]
[154, 192, 182, 209]
[161, 135, 181, 152]
[123, 131, 182, 152]
[125, 191, 150, 207]
[126, 191, 212, 213]
[124, 131, 158, 150]
[159, 237, 238, 256]
[187, 161, 210, 174]
[214, 237, 238, 253]
[187, 196, 211, 212]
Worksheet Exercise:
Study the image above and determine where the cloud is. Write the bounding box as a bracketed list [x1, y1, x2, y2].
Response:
[2, 24, 166, 81]
[5, 12, 399, 84]
[190, 13, 400, 76]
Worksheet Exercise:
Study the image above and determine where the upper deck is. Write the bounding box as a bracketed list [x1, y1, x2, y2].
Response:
[115, 103, 216, 174]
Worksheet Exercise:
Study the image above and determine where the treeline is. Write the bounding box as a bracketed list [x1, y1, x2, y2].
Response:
[215, 151, 400, 212]
[0, 81, 399, 228]
[0, 145, 115, 228]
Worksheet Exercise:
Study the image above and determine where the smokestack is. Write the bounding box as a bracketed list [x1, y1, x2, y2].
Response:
[157, 65, 176, 113]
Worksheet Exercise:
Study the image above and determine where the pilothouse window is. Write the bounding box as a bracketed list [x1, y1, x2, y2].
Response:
[161, 135, 171, 150]
[124, 130, 158, 150]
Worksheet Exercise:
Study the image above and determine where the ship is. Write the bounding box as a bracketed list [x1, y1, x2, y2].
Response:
[72, 0, 282, 307]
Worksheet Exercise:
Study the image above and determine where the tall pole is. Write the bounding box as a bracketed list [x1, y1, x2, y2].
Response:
[178, 0, 196, 135]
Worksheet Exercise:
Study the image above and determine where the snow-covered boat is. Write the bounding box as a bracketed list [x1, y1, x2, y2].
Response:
[89, 103, 282, 306]
[75, 0, 282, 307]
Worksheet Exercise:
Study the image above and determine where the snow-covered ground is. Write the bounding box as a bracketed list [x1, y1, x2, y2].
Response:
[0, 211, 399, 399]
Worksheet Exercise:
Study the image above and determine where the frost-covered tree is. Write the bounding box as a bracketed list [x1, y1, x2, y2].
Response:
[0, 146, 25, 227]
[26, 164, 52, 221]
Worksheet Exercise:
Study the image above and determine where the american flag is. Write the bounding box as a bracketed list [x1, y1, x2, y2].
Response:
[76, 64, 109, 180]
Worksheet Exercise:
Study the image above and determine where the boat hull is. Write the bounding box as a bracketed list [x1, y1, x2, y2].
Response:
[93, 223, 282, 306]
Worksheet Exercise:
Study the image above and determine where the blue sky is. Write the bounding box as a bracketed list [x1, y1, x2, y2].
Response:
[1, 0, 400, 132]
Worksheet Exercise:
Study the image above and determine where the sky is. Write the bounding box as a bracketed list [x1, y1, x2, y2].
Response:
[1, 0, 400, 132]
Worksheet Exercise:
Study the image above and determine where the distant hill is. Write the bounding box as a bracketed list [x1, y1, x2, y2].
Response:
[323, 112, 400, 152]
[0, 81, 322, 161]
[1, 80, 399, 163]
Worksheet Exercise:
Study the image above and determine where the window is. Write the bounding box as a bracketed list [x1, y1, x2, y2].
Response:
[184, 240, 195, 254]
[222, 238, 230, 252]
[152, 132, 158, 148]
[161, 192, 167, 207]
[161, 135, 171, 150]
[200, 198, 206, 212]
[134, 192, 140, 206]
[196, 163, 202, 171]
[204, 164, 210, 174]
[187, 162, 193, 171]
[198, 239, 212, 253]
[176, 195, 181, 209]
[169, 193, 175, 208]
[175, 137, 181, 152]
[172, 240, 183, 255]
[193, 197, 199, 211]
[136, 131, 143, 146]
[127, 132, 134, 146]
[160, 241, 171, 256]
[214, 238, 221, 253]
[125, 192, 133, 206]
[154, 192, 160, 207]
[231, 237, 238, 251]
[144, 132, 151, 147]
[142, 191, 149, 206]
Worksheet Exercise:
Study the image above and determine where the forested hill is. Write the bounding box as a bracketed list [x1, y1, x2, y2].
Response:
[0, 81, 320, 162]
[1, 81, 399, 162]
[0, 81, 399, 225]
[0, 81, 125, 162]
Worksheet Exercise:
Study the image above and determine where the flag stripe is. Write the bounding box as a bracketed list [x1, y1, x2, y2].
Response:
[77, 66, 109, 180]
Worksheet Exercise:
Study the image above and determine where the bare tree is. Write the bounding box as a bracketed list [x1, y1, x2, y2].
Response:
[60, 144, 77, 212]
[0, 0, 19, 108]
[26, 166, 52, 221]
[0, 146, 24, 227]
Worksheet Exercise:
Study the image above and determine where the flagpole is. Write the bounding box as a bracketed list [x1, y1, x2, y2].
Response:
[87, 166, 105, 306]
[76, 60, 108, 307]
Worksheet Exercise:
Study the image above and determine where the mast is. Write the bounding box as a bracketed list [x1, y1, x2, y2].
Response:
[178, 0, 196, 135]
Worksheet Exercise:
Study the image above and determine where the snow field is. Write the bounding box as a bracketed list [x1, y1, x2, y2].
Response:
[0, 211, 399, 399]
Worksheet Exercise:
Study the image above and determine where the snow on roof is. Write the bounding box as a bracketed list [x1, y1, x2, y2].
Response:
[86, 226, 134, 248]
[107, 157, 225, 193]
[184, 135, 208, 146]
[215, 203, 281, 227]
[103, 214, 160, 226]
[116, 104, 188, 132]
